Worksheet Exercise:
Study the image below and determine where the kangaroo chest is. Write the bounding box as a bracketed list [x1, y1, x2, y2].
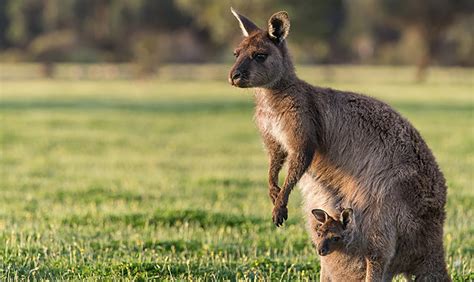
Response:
[256, 111, 288, 149]
[254, 96, 291, 151]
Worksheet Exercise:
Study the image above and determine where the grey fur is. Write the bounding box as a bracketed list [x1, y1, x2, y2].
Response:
[229, 9, 449, 282]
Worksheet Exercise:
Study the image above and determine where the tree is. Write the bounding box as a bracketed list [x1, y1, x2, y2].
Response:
[380, 0, 474, 81]
[176, 0, 345, 63]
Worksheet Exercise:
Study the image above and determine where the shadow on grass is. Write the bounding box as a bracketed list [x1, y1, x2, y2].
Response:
[53, 186, 158, 205]
[62, 209, 268, 228]
[88, 239, 203, 253]
[81, 238, 310, 262]
[0, 99, 253, 114]
[197, 177, 264, 189]
[1, 98, 472, 115]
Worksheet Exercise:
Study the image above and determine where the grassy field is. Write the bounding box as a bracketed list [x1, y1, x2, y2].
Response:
[0, 66, 473, 280]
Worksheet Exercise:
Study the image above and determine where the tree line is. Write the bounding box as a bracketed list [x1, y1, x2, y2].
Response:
[0, 0, 472, 80]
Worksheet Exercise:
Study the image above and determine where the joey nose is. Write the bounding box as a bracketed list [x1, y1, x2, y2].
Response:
[318, 247, 328, 256]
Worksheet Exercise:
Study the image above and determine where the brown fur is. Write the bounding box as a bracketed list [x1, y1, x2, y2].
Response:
[311, 208, 366, 282]
[229, 9, 449, 282]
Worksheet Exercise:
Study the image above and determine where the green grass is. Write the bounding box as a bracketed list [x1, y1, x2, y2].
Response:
[0, 65, 473, 280]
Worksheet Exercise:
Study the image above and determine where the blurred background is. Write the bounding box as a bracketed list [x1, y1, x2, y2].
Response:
[0, 1, 473, 280]
[0, 0, 473, 81]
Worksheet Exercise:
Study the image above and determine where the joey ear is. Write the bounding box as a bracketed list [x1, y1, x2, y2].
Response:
[311, 209, 328, 224]
[231, 7, 260, 37]
[340, 208, 353, 228]
[267, 11, 290, 43]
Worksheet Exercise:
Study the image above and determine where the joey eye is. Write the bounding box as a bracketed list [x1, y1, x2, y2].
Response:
[254, 53, 268, 63]
[316, 232, 322, 238]
[333, 237, 341, 242]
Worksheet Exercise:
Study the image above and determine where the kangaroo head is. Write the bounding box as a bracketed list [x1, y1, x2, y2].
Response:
[229, 8, 294, 88]
[311, 208, 353, 256]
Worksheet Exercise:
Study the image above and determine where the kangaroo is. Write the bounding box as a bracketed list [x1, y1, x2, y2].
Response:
[311, 208, 366, 281]
[311, 208, 353, 257]
[229, 8, 449, 281]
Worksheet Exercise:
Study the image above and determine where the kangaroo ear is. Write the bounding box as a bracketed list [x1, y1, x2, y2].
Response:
[231, 7, 260, 37]
[311, 209, 328, 224]
[340, 208, 353, 228]
[267, 11, 290, 43]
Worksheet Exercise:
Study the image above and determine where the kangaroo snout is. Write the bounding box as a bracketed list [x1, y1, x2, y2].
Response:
[229, 69, 242, 85]
[229, 69, 249, 87]
[231, 70, 242, 81]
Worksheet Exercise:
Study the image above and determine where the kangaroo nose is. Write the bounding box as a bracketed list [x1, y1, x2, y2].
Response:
[231, 70, 241, 81]
[318, 247, 328, 256]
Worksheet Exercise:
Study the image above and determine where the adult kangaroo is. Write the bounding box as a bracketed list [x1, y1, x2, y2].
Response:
[229, 8, 449, 281]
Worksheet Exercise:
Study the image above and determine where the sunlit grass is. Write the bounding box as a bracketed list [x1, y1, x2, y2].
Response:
[0, 65, 472, 280]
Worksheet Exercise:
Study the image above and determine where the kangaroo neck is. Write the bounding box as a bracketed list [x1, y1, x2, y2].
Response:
[255, 75, 299, 100]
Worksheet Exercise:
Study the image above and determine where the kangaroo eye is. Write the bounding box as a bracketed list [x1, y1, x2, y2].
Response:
[333, 237, 341, 242]
[317, 232, 322, 238]
[254, 53, 267, 63]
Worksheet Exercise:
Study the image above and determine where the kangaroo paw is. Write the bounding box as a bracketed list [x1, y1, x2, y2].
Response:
[272, 205, 288, 227]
